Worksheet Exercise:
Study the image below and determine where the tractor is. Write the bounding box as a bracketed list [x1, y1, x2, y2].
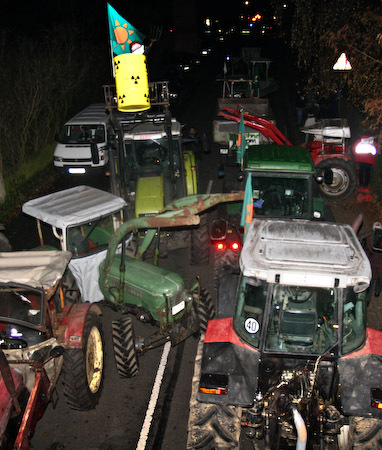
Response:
[187, 217, 382, 449]
[0, 250, 103, 448]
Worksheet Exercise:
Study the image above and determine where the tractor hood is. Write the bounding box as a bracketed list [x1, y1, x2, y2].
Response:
[100, 255, 186, 320]
[135, 174, 165, 217]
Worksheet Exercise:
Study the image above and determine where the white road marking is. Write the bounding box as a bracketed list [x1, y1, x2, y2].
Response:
[136, 341, 172, 450]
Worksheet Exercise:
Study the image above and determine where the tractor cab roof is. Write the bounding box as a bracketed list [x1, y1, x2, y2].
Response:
[22, 185, 127, 231]
[0, 250, 71, 289]
[240, 218, 371, 292]
[244, 144, 315, 174]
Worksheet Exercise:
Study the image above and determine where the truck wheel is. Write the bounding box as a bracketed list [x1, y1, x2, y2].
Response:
[187, 338, 242, 449]
[349, 416, 382, 449]
[213, 249, 240, 291]
[195, 289, 215, 333]
[112, 316, 139, 378]
[62, 311, 104, 410]
[190, 213, 210, 266]
[316, 158, 356, 200]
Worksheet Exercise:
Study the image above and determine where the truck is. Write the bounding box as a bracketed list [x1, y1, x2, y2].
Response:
[187, 218, 382, 449]
[53, 104, 111, 176]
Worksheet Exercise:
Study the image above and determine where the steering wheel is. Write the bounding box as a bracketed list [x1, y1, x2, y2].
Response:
[287, 287, 313, 303]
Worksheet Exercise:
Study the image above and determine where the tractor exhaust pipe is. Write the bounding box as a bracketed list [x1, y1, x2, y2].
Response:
[292, 407, 307, 450]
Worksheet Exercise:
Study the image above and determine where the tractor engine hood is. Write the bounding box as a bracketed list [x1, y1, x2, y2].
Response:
[135, 174, 165, 217]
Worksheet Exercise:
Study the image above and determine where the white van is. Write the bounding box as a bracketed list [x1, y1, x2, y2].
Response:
[53, 104, 110, 175]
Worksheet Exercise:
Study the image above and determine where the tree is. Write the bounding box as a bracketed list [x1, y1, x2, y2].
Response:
[273, 0, 382, 140]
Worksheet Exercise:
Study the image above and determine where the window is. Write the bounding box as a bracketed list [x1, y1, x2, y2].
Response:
[265, 285, 338, 354]
[252, 176, 309, 218]
[234, 276, 267, 348]
[341, 287, 367, 354]
[67, 215, 115, 257]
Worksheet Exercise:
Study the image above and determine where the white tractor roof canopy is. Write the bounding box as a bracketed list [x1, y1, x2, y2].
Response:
[241, 219, 371, 291]
[22, 185, 127, 230]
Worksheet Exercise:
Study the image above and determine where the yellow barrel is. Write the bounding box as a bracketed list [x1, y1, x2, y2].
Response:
[114, 54, 151, 112]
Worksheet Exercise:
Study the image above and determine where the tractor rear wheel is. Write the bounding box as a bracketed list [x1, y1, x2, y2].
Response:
[349, 416, 382, 449]
[112, 316, 139, 378]
[62, 311, 104, 410]
[316, 158, 356, 200]
[187, 338, 242, 449]
[195, 289, 215, 334]
[190, 213, 210, 266]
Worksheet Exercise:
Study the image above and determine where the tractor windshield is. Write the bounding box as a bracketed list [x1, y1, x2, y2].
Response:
[125, 138, 182, 177]
[341, 287, 367, 355]
[0, 286, 44, 329]
[234, 277, 340, 354]
[264, 285, 338, 354]
[251, 175, 310, 218]
[67, 214, 116, 257]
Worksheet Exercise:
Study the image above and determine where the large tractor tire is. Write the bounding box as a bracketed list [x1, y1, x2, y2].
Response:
[112, 316, 139, 378]
[190, 213, 210, 266]
[195, 288, 215, 334]
[187, 338, 242, 449]
[316, 158, 356, 201]
[349, 416, 382, 449]
[62, 311, 104, 410]
[213, 249, 240, 291]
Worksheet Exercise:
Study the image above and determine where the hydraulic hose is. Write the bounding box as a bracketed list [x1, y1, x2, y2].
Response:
[292, 407, 307, 450]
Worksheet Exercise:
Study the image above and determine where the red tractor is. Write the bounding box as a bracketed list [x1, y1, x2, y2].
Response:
[218, 108, 358, 201]
[0, 250, 104, 449]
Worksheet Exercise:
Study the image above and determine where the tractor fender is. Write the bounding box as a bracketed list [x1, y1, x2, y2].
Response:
[197, 317, 260, 407]
[312, 152, 353, 165]
[61, 303, 102, 349]
[338, 328, 382, 417]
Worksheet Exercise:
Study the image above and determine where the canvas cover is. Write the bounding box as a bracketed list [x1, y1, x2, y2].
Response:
[0, 251, 71, 289]
[22, 185, 126, 230]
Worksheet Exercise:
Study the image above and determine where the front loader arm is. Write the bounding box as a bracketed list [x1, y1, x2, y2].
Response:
[100, 192, 244, 284]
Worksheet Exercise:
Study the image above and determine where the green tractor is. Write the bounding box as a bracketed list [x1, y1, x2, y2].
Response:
[98, 192, 243, 377]
[23, 186, 243, 378]
[104, 82, 209, 265]
[212, 143, 327, 287]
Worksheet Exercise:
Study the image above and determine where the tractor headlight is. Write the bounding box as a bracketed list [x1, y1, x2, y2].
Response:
[354, 138, 377, 155]
[170, 289, 187, 316]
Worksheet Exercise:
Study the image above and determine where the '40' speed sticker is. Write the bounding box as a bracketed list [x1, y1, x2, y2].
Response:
[244, 317, 260, 334]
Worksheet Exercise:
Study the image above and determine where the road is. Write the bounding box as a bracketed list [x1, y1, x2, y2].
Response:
[6, 40, 382, 450]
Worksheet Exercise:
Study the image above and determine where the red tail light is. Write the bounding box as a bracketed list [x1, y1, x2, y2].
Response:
[231, 242, 240, 251]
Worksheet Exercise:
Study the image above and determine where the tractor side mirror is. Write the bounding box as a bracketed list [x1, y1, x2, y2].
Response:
[373, 222, 382, 252]
[210, 219, 228, 240]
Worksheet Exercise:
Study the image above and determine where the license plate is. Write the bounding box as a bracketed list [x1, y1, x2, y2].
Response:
[68, 168, 86, 174]
[172, 301, 185, 316]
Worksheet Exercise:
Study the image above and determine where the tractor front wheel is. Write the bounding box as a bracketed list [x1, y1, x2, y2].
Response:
[112, 316, 139, 378]
[316, 158, 356, 201]
[195, 288, 215, 334]
[62, 311, 104, 410]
